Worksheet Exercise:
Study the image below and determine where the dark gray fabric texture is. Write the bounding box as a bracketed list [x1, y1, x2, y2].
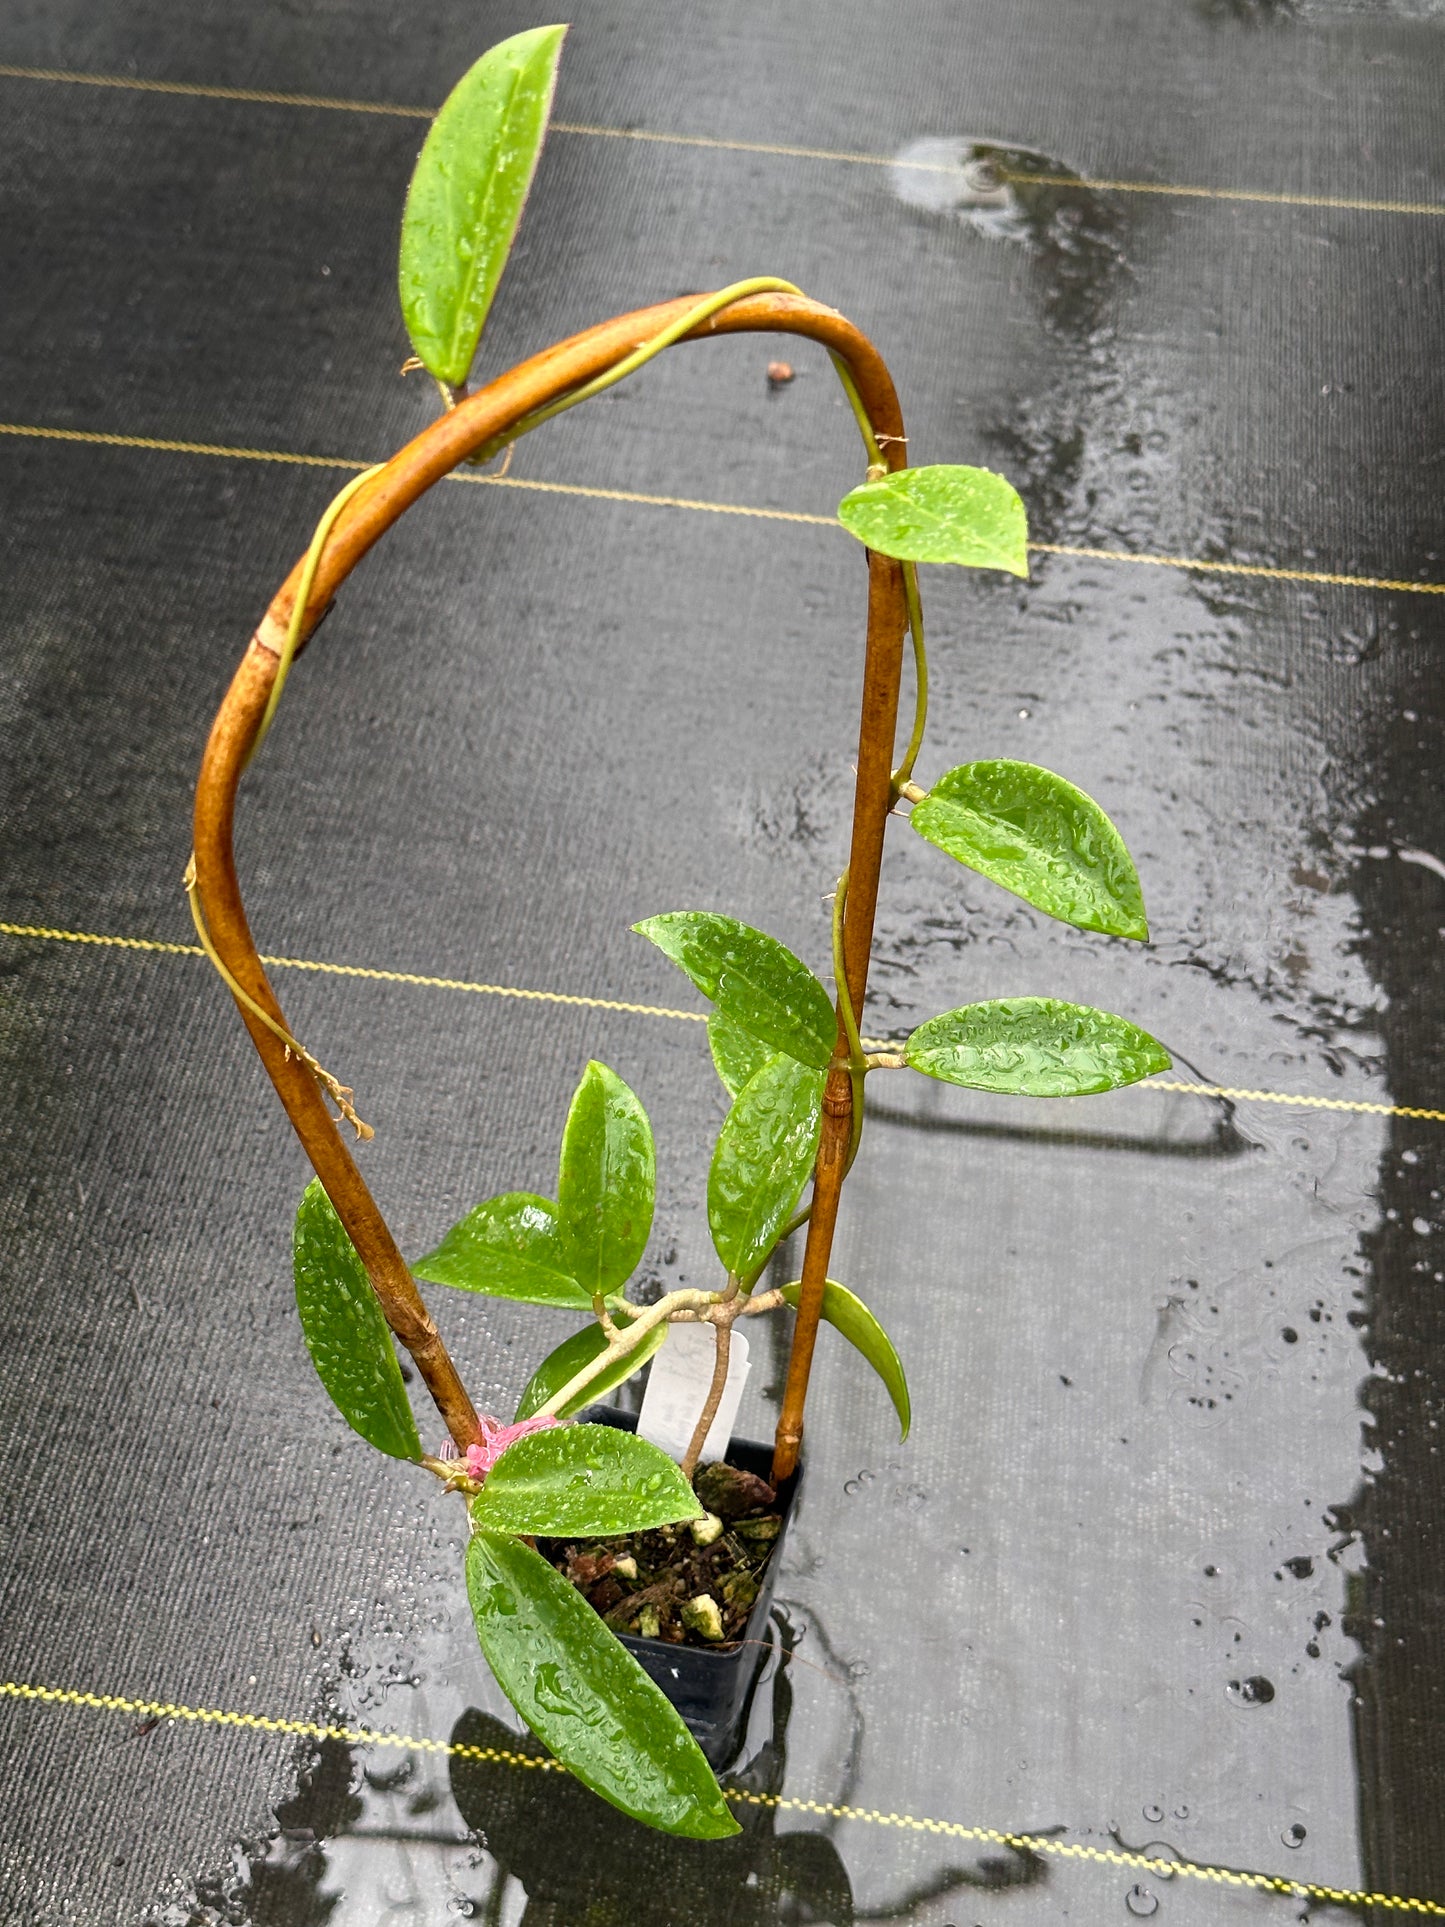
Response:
[1, 2, 1442, 1920]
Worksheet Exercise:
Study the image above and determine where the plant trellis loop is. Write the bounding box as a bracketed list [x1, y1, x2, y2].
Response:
[191, 286, 909, 1469]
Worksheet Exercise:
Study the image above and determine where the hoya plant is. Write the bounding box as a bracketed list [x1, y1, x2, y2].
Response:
[188, 26, 1171, 1840]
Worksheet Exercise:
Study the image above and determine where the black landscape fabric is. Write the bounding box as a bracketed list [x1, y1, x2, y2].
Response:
[2, 1, 1444, 1921]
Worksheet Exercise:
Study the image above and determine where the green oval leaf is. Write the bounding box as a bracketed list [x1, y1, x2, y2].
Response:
[466, 1530, 739, 1839]
[293, 1181, 421, 1461]
[780, 1279, 910, 1440]
[911, 759, 1148, 941]
[837, 464, 1028, 575]
[398, 26, 567, 385]
[556, 1062, 655, 1299]
[634, 912, 835, 1070]
[708, 1007, 774, 1098]
[412, 1191, 588, 1308]
[514, 1314, 669, 1421]
[470, 1422, 701, 1537]
[905, 997, 1172, 1097]
[708, 1055, 825, 1278]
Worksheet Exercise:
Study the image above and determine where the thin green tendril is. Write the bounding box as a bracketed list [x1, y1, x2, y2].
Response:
[832, 869, 867, 1168]
[471, 276, 806, 467]
[250, 464, 387, 764]
[188, 461, 387, 1138]
[826, 350, 885, 468]
[893, 561, 928, 789]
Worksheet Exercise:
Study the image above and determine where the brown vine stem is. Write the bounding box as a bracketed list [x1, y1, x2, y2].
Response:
[681, 1324, 733, 1484]
[770, 550, 909, 1484]
[191, 289, 906, 1459]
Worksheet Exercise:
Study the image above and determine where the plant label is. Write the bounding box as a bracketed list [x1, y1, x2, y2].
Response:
[637, 1322, 751, 1465]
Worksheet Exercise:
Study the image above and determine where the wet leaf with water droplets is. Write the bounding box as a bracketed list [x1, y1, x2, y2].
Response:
[513, 1311, 668, 1420]
[837, 464, 1028, 574]
[708, 1054, 825, 1278]
[398, 26, 567, 385]
[412, 1191, 589, 1307]
[906, 997, 1171, 1096]
[634, 912, 835, 1070]
[555, 1062, 655, 1299]
[466, 1531, 738, 1838]
[293, 1181, 421, 1460]
[708, 1007, 774, 1098]
[469, 1423, 701, 1536]
[910, 759, 1148, 940]
[780, 1278, 910, 1439]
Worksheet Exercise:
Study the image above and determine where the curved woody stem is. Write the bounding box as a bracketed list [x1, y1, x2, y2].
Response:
[770, 546, 908, 1481]
[192, 287, 909, 1461]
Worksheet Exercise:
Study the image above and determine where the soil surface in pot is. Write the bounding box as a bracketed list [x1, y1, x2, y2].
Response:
[539, 1459, 781, 1650]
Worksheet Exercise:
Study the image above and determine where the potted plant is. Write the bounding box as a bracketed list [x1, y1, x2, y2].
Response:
[189, 25, 1170, 1843]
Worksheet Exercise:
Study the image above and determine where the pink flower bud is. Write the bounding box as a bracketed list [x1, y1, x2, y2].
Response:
[462, 1411, 559, 1482]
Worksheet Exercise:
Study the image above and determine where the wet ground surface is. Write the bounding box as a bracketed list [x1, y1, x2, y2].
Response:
[2, 0, 1444, 1921]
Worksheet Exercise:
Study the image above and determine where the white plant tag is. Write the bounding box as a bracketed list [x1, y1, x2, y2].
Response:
[636, 1321, 751, 1466]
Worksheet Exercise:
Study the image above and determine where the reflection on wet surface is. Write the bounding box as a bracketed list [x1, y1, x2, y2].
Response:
[146, 1613, 1047, 1925]
[891, 138, 1126, 343]
[1193, 0, 1298, 25]
[137, 1060, 1388, 1922]
[863, 1080, 1249, 1163]
[1346, 655, 1445, 1906]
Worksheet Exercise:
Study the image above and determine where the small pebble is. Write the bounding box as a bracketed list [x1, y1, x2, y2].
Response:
[695, 1463, 776, 1520]
[690, 1511, 725, 1547]
[734, 1514, 782, 1544]
[612, 1555, 638, 1580]
[767, 360, 794, 387]
[563, 1548, 614, 1588]
[681, 1594, 726, 1642]
[720, 1570, 758, 1615]
[637, 1605, 661, 1640]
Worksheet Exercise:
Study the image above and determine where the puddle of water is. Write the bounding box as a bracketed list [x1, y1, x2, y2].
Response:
[1193, 0, 1298, 23]
[891, 138, 1127, 340]
[1198, 0, 1445, 17]
[144, 1600, 1053, 1925]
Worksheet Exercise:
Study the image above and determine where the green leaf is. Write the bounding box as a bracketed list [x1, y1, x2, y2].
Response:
[837, 464, 1029, 575]
[556, 1063, 655, 1299]
[910, 759, 1148, 941]
[398, 26, 567, 386]
[708, 1055, 824, 1279]
[293, 1181, 421, 1461]
[905, 997, 1172, 1097]
[779, 1279, 910, 1440]
[634, 913, 836, 1070]
[467, 1531, 739, 1839]
[514, 1313, 669, 1421]
[412, 1191, 589, 1308]
[470, 1423, 701, 1537]
[708, 1008, 774, 1098]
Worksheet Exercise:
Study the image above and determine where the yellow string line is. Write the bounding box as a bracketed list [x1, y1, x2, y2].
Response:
[2, 1679, 1439, 1917]
[0, 423, 831, 524]
[3, 921, 1439, 1123]
[0, 922, 707, 1024]
[1001, 167, 1445, 218]
[0, 422, 376, 469]
[1028, 538, 1445, 597]
[1150, 1078, 1445, 1124]
[0, 64, 436, 117]
[451, 469, 831, 526]
[4, 422, 1442, 597]
[0, 65, 1441, 218]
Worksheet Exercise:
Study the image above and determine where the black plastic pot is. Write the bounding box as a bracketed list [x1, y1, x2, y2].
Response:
[578, 1404, 802, 1769]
